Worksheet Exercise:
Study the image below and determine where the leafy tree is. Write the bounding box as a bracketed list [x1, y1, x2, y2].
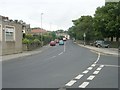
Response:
[68, 16, 94, 41]
[94, 2, 120, 41]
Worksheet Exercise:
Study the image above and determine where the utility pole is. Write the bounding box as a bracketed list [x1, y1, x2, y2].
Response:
[41, 13, 43, 46]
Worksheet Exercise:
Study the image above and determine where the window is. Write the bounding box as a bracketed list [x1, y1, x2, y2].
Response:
[5, 26, 15, 41]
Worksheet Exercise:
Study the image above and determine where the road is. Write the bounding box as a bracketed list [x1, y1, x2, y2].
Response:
[2, 40, 119, 88]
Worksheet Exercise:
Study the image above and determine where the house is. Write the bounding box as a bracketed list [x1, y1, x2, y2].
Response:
[0, 15, 23, 55]
[31, 28, 47, 35]
[19, 20, 31, 34]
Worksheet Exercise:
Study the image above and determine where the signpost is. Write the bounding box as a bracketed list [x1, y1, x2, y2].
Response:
[83, 33, 86, 46]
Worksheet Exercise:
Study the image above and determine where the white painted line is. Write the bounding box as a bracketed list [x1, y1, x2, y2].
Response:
[82, 70, 89, 74]
[65, 80, 76, 86]
[47, 56, 56, 60]
[87, 67, 93, 70]
[79, 82, 89, 88]
[63, 42, 66, 52]
[104, 64, 120, 68]
[96, 64, 120, 68]
[74, 74, 83, 80]
[87, 75, 95, 80]
[93, 71, 99, 74]
[99, 65, 104, 68]
[91, 64, 96, 67]
[96, 67, 102, 71]
[58, 52, 63, 55]
[94, 53, 100, 64]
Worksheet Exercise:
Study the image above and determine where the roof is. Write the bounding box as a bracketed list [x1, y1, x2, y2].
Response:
[31, 29, 47, 33]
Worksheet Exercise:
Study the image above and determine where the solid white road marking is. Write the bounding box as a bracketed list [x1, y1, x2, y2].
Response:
[93, 71, 100, 74]
[104, 64, 120, 67]
[82, 70, 89, 74]
[99, 65, 104, 68]
[91, 64, 96, 67]
[87, 67, 93, 70]
[96, 67, 102, 71]
[64, 42, 66, 52]
[94, 53, 100, 64]
[58, 52, 63, 55]
[96, 64, 120, 68]
[79, 82, 89, 88]
[65, 80, 76, 86]
[87, 75, 95, 80]
[74, 74, 83, 80]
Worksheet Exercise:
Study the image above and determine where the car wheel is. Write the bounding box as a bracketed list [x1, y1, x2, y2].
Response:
[98, 45, 101, 48]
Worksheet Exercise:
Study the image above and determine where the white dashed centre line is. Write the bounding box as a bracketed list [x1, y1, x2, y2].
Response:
[96, 67, 102, 71]
[82, 70, 89, 74]
[65, 80, 76, 86]
[93, 71, 100, 74]
[87, 67, 93, 70]
[58, 52, 63, 55]
[64, 44, 66, 52]
[79, 82, 89, 88]
[87, 75, 95, 80]
[74, 74, 83, 80]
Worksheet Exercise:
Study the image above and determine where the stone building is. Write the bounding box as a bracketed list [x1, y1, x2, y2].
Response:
[0, 15, 23, 55]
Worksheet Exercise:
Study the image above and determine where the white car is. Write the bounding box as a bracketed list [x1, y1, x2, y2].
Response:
[63, 38, 66, 41]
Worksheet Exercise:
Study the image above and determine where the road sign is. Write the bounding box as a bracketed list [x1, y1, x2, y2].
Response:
[83, 33, 86, 37]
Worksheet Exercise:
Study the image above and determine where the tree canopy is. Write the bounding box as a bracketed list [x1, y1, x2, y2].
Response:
[68, 2, 120, 41]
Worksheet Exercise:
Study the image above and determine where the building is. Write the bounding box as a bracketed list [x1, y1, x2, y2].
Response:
[0, 15, 23, 55]
[31, 28, 47, 35]
[19, 20, 31, 34]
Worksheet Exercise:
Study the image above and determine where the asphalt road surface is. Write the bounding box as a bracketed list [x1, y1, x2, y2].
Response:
[2, 40, 119, 88]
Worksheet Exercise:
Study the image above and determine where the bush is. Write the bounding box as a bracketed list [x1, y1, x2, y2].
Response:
[25, 34, 34, 40]
[33, 39, 41, 43]
[22, 38, 31, 44]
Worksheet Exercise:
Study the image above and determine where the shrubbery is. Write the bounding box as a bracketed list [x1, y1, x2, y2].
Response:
[22, 38, 31, 44]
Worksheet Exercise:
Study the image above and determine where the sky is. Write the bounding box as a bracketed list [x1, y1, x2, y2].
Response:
[0, 0, 105, 31]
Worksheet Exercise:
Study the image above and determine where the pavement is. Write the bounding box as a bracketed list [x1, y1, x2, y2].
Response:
[76, 42, 119, 56]
[1, 41, 119, 61]
[1, 45, 50, 61]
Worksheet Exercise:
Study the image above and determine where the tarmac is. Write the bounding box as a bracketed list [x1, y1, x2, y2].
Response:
[1, 42, 119, 61]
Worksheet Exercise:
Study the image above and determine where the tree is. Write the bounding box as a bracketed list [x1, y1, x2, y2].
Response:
[94, 2, 120, 41]
[68, 16, 94, 41]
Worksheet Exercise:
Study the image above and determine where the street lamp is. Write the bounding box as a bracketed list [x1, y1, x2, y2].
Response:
[41, 13, 43, 46]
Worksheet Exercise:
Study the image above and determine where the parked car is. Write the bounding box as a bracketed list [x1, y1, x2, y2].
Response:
[55, 39, 59, 43]
[59, 40, 64, 45]
[94, 40, 109, 48]
[50, 41, 56, 46]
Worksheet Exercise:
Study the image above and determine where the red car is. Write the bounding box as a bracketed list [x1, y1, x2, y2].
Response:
[55, 39, 59, 43]
[50, 41, 56, 46]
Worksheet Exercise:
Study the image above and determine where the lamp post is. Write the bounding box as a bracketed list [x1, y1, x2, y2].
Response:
[41, 13, 43, 46]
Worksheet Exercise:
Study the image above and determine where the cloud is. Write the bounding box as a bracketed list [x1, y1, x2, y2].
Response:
[0, 0, 105, 31]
